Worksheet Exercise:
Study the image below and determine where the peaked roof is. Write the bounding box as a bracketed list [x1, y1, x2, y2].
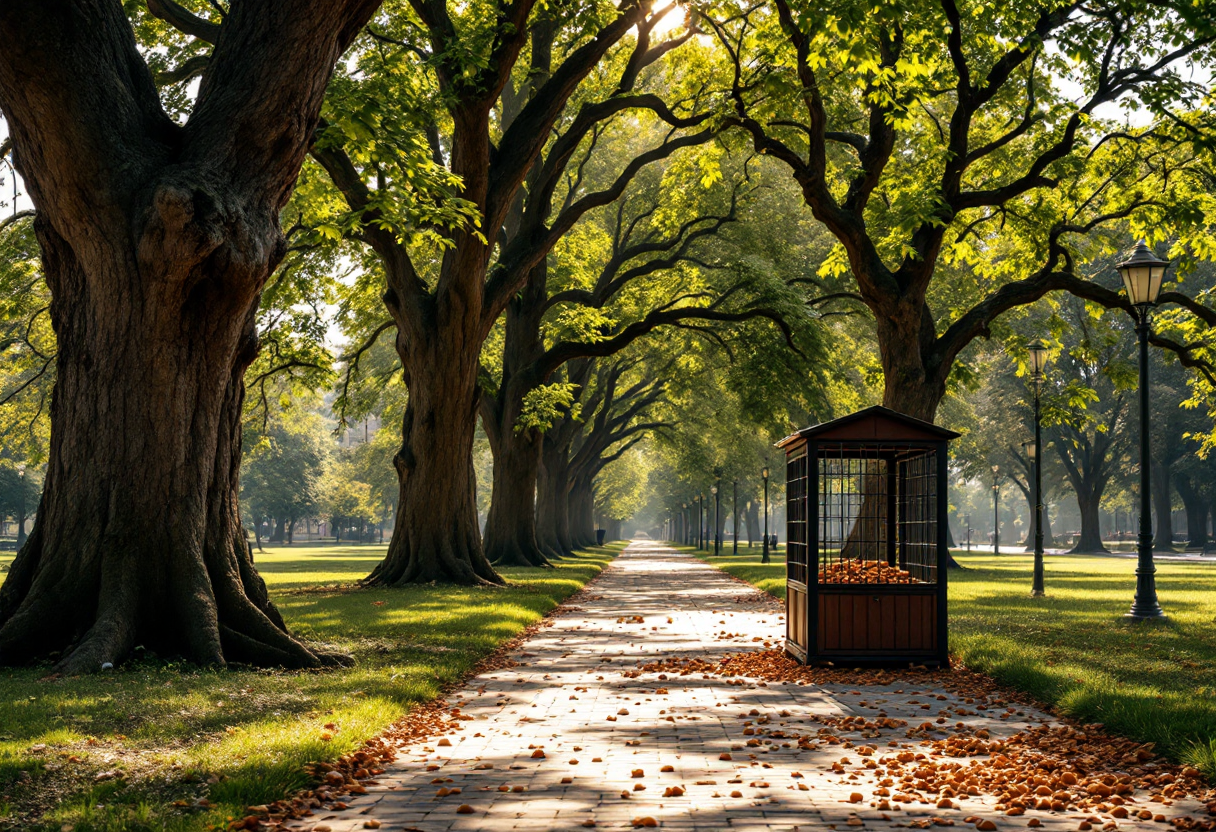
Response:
[776, 405, 961, 448]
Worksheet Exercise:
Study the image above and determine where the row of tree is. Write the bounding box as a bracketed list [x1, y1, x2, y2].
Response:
[955, 267, 1216, 553]
[0, 0, 1214, 674]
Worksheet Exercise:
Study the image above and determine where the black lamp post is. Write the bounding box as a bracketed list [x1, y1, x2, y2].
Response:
[16, 463, 26, 548]
[699, 492, 705, 550]
[761, 464, 770, 564]
[1119, 240, 1170, 621]
[1027, 339, 1049, 596]
[991, 465, 1000, 556]
[965, 514, 971, 552]
[713, 468, 722, 554]
[733, 479, 739, 555]
[695, 496, 705, 549]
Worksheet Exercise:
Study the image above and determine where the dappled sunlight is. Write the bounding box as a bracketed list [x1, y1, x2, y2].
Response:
[282, 543, 1213, 832]
[711, 549, 1216, 763]
[0, 545, 616, 828]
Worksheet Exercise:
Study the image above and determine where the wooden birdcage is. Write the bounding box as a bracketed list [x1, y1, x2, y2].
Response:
[778, 406, 958, 666]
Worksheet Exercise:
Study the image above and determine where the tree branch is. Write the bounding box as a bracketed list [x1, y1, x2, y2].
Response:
[146, 0, 220, 43]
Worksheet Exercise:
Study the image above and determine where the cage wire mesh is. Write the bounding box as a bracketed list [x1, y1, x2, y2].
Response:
[813, 443, 938, 585]
[786, 452, 809, 584]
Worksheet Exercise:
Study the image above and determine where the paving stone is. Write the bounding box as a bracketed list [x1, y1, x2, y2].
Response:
[288, 542, 1209, 832]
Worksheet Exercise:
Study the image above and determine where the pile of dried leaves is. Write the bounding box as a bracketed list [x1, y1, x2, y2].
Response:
[819, 559, 919, 584]
[630, 649, 1216, 829]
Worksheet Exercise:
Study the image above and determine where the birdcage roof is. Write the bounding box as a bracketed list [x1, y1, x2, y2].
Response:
[776, 406, 960, 449]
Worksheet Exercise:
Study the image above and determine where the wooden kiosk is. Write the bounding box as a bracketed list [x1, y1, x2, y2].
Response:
[778, 406, 957, 666]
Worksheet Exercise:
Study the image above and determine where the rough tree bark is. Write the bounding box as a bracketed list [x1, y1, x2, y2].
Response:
[364, 332, 503, 585]
[480, 265, 551, 568]
[533, 360, 598, 559]
[569, 479, 597, 548]
[1071, 489, 1108, 554]
[0, 0, 379, 672]
[537, 439, 574, 557]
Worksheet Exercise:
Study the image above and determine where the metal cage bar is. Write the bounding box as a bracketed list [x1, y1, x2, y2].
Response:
[811, 443, 939, 586]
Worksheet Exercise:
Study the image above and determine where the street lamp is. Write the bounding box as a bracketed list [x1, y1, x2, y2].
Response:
[733, 479, 739, 555]
[965, 514, 971, 552]
[991, 465, 1000, 556]
[713, 468, 722, 555]
[1027, 338, 1049, 596]
[761, 464, 771, 564]
[1119, 240, 1170, 620]
[15, 463, 26, 548]
[699, 492, 705, 550]
[695, 496, 705, 549]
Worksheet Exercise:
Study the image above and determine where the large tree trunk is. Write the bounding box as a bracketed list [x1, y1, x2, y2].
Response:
[836, 342, 950, 565]
[1175, 474, 1208, 550]
[877, 303, 949, 423]
[364, 345, 503, 586]
[746, 501, 759, 546]
[0, 0, 379, 674]
[482, 423, 548, 567]
[0, 231, 333, 674]
[480, 265, 551, 568]
[537, 441, 573, 557]
[1151, 460, 1174, 552]
[270, 517, 286, 543]
[569, 479, 597, 548]
[1042, 502, 1056, 547]
[876, 342, 967, 568]
[1070, 487, 1109, 553]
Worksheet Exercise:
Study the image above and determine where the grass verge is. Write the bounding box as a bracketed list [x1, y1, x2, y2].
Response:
[697, 546, 1216, 776]
[0, 542, 621, 831]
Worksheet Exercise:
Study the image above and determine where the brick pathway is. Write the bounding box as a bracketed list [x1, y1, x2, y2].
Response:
[293, 542, 1209, 831]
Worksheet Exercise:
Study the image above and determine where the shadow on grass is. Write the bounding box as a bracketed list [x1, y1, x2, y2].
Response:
[0, 544, 619, 831]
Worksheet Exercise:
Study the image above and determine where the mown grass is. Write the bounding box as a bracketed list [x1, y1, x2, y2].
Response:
[0, 542, 620, 831]
[698, 546, 1216, 774]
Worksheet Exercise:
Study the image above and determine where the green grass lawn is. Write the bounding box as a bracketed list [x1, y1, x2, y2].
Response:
[698, 546, 1216, 775]
[0, 542, 620, 831]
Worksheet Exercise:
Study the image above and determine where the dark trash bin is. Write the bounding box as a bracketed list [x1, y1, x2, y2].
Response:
[596, 529, 607, 545]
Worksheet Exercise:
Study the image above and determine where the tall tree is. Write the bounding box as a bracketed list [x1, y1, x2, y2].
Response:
[480, 154, 799, 566]
[1042, 299, 1136, 552]
[0, 0, 379, 673]
[475, 110, 732, 568]
[713, 0, 1216, 421]
[567, 362, 668, 546]
[315, 0, 725, 585]
[241, 404, 330, 548]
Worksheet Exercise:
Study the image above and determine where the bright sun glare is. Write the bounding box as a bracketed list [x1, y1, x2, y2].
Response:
[648, 3, 687, 38]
